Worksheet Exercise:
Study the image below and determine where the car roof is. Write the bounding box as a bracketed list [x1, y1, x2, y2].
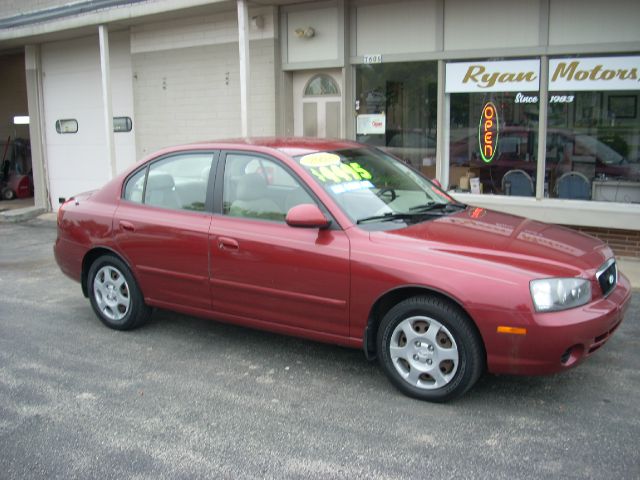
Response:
[184, 137, 362, 157]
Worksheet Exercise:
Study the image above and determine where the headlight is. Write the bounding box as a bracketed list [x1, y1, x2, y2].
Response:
[530, 278, 591, 312]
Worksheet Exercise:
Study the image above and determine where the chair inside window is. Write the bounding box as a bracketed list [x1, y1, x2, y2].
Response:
[502, 169, 534, 196]
[555, 171, 591, 200]
[145, 172, 181, 209]
[229, 173, 282, 220]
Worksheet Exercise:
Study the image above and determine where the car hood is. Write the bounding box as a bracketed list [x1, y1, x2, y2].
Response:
[369, 207, 612, 278]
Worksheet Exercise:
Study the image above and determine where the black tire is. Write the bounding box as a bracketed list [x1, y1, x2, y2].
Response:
[377, 295, 485, 402]
[87, 254, 150, 330]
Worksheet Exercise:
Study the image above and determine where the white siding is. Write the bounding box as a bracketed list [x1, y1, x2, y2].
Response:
[355, 0, 438, 56]
[444, 0, 540, 51]
[130, 7, 275, 54]
[286, 6, 339, 64]
[549, 0, 640, 45]
[132, 39, 276, 157]
[130, 8, 277, 157]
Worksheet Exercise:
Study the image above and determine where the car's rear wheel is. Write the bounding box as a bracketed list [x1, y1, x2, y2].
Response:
[377, 295, 484, 402]
[87, 254, 150, 330]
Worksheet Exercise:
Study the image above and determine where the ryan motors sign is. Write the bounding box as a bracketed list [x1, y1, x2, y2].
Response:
[446, 60, 540, 93]
[549, 56, 639, 91]
[446, 57, 640, 93]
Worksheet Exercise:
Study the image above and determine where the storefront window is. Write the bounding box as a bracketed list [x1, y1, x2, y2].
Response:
[445, 56, 640, 203]
[449, 91, 539, 196]
[545, 89, 640, 202]
[445, 59, 541, 196]
[355, 62, 438, 171]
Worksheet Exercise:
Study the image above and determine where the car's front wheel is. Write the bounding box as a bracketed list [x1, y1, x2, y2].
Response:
[87, 254, 150, 330]
[377, 295, 485, 402]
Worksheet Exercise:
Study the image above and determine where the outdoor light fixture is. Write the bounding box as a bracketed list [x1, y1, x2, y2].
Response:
[294, 27, 315, 38]
[251, 15, 264, 29]
[13, 115, 30, 125]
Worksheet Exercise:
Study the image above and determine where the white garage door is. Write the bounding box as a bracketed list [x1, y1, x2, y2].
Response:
[41, 32, 136, 209]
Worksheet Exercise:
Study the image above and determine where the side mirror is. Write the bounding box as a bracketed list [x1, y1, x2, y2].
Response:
[286, 204, 331, 229]
[431, 178, 443, 189]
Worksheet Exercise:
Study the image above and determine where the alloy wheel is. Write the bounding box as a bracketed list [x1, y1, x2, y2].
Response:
[93, 265, 131, 321]
[389, 315, 459, 389]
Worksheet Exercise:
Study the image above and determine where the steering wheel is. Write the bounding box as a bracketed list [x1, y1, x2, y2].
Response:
[376, 187, 397, 203]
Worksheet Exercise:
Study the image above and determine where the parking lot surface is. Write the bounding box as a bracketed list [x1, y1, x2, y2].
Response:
[1, 219, 639, 480]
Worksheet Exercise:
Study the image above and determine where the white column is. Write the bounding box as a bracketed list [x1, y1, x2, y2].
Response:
[24, 45, 51, 210]
[237, 0, 250, 137]
[436, 59, 449, 187]
[99, 25, 116, 178]
[536, 56, 549, 200]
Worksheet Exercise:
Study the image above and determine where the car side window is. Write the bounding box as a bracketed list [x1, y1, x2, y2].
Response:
[123, 153, 213, 211]
[141, 153, 213, 211]
[123, 168, 146, 203]
[222, 154, 315, 222]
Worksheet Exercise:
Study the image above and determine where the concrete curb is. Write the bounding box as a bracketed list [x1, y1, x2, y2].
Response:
[37, 212, 57, 223]
[0, 206, 46, 223]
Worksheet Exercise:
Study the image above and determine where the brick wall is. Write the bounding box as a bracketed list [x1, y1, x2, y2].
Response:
[567, 226, 640, 258]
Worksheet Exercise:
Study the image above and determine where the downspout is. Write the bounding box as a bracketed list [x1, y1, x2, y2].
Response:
[237, 0, 251, 137]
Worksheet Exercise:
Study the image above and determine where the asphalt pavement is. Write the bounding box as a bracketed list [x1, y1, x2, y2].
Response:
[1, 219, 639, 480]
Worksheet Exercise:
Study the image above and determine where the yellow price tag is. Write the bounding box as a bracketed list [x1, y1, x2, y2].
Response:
[299, 152, 341, 168]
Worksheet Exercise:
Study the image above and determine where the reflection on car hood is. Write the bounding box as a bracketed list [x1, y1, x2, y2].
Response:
[370, 207, 611, 277]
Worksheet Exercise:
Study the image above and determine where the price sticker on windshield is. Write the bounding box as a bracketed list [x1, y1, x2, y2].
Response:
[300, 154, 373, 187]
[300, 152, 342, 167]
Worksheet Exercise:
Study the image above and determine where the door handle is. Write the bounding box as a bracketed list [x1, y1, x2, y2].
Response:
[218, 237, 239, 250]
[119, 220, 135, 232]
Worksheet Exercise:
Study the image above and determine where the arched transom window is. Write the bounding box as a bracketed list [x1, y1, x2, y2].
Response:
[304, 74, 340, 96]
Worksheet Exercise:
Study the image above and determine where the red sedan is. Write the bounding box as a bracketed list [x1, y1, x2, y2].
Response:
[54, 138, 631, 402]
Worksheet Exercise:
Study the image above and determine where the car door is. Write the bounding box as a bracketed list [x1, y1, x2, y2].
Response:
[114, 151, 217, 311]
[208, 151, 350, 336]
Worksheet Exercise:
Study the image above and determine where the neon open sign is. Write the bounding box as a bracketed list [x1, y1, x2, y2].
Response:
[478, 102, 499, 163]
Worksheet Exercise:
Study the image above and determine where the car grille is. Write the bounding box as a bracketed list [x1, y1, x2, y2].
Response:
[596, 258, 617, 297]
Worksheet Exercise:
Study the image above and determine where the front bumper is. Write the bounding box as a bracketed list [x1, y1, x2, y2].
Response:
[485, 272, 632, 375]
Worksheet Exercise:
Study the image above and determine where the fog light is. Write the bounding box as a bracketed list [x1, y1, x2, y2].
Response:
[560, 344, 584, 366]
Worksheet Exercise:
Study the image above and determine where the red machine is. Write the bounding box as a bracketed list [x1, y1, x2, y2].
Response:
[1, 136, 33, 200]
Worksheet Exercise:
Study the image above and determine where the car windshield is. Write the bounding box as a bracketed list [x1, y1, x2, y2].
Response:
[294, 147, 463, 229]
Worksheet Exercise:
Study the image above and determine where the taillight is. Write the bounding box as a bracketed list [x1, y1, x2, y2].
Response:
[57, 197, 74, 225]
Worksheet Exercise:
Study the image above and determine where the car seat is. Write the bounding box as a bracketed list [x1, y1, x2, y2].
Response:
[145, 172, 181, 209]
[229, 173, 282, 219]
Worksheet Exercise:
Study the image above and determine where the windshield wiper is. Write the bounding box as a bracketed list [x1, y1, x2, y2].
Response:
[409, 201, 466, 213]
[357, 202, 467, 225]
[356, 212, 420, 225]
